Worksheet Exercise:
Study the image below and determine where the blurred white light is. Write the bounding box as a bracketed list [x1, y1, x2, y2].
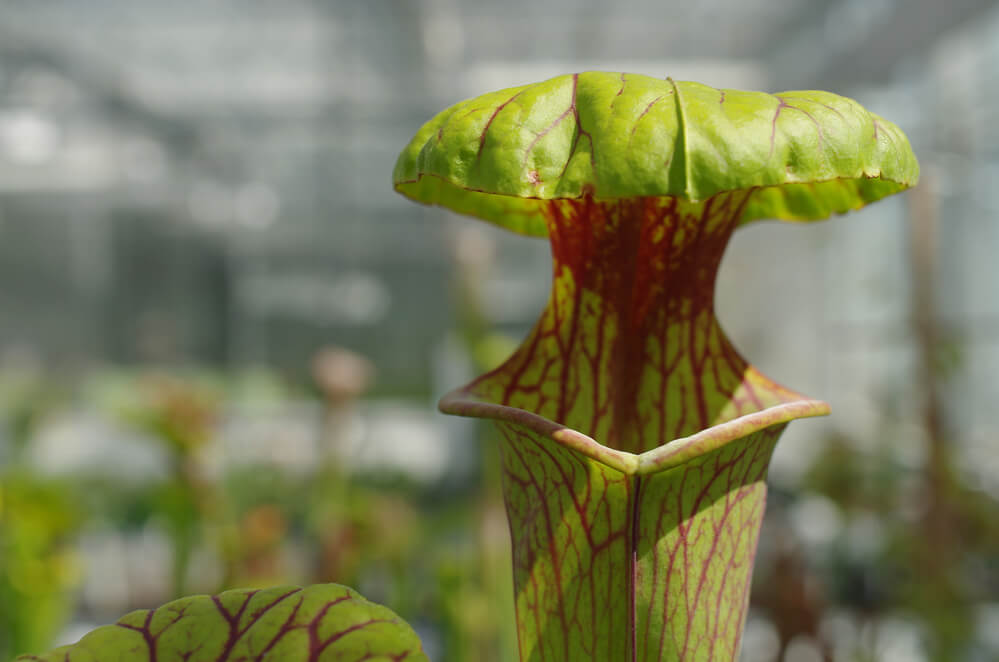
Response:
[823, 0, 895, 54]
[77, 531, 130, 616]
[423, 14, 465, 69]
[464, 59, 767, 97]
[784, 635, 823, 662]
[977, 603, 999, 652]
[0, 110, 60, 164]
[121, 137, 167, 183]
[789, 494, 843, 547]
[222, 403, 319, 473]
[819, 610, 858, 661]
[188, 181, 233, 227]
[0, 344, 43, 375]
[845, 512, 885, 559]
[63, 140, 115, 181]
[875, 617, 927, 662]
[740, 614, 780, 662]
[29, 412, 170, 481]
[129, 526, 174, 599]
[346, 403, 449, 484]
[329, 272, 391, 325]
[235, 182, 281, 230]
[10, 68, 80, 108]
[241, 270, 391, 326]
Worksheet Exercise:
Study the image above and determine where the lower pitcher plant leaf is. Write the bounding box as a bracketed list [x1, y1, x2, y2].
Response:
[17, 584, 429, 662]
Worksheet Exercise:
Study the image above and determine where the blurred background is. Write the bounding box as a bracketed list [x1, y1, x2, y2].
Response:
[0, 1, 997, 660]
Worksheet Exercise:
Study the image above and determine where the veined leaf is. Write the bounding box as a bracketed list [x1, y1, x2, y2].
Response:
[18, 584, 428, 662]
[394, 72, 918, 236]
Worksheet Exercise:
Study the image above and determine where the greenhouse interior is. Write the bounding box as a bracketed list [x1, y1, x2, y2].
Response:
[1, 0, 998, 660]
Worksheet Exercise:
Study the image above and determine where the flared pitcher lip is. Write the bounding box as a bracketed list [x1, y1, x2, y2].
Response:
[439, 388, 830, 476]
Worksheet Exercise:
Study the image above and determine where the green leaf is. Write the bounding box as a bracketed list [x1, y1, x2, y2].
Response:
[17, 584, 429, 662]
[0, 473, 83, 660]
[394, 72, 918, 236]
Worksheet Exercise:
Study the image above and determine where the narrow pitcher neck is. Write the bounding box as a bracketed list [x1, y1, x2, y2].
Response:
[467, 190, 802, 454]
[545, 192, 742, 326]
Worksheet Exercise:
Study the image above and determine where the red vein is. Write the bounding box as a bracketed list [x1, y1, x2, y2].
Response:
[475, 90, 524, 163]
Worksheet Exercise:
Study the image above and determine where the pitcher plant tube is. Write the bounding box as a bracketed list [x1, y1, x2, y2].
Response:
[394, 72, 918, 661]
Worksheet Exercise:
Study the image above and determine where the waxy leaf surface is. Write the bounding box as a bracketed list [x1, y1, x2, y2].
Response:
[394, 72, 919, 236]
[18, 584, 428, 662]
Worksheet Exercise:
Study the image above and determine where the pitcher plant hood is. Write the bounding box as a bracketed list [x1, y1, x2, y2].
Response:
[394, 72, 919, 237]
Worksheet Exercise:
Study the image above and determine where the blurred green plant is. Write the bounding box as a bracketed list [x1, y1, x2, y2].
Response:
[115, 373, 224, 598]
[0, 472, 83, 660]
[0, 373, 83, 660]
[792, 428, 999, 662]
[0, 378, 63, 461]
